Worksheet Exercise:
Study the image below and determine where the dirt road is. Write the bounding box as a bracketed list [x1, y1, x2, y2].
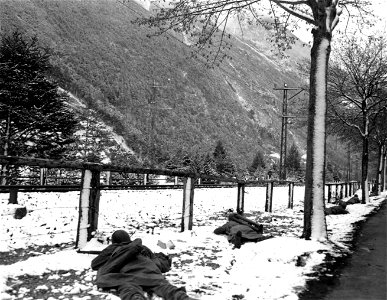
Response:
[323, 200, 386, 300]
[300, 199, 386, 300]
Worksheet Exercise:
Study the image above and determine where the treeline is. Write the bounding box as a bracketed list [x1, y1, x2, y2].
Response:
[0, 31, 336, 184]
[4, 30, 381, 186]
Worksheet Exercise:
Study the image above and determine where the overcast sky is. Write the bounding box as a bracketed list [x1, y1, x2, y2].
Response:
[295, 1, 386, 44]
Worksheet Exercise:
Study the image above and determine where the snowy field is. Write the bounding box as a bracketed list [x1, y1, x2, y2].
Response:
[0, 186, 385, 300]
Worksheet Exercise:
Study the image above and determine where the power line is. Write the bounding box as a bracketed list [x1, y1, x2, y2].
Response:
[147, 79, 170, 167]
[273, 83, 304, 180]
[117, 0, 310, 173]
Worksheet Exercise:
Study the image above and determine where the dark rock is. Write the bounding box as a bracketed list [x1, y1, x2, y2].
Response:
[14, 207, 27, 219]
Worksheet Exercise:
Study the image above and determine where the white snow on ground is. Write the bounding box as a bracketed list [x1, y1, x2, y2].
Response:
[0, 187, 385, 300]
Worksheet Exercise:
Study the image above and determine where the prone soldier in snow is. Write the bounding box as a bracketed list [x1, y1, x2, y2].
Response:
[325, 199, 348, 215]
[91, 230, 196, 300]
[346, 194, 360, 205]
[214, 213, 271, 248]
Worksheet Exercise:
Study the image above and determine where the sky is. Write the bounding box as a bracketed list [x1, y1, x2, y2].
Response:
[336, 0, 387, 37]
[129, 0, 386, 46]
[370, 0, 387, 26]
[293, 0, 387, 44]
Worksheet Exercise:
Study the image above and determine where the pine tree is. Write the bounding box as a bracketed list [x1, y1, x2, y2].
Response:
[286, 144, 301, 173]
[202, 153, 216, 175]
[0, 31, 77, 160]
[212, 140, 235, 175]
[0, 31, 78, 184]
[249, 151, 266, 174]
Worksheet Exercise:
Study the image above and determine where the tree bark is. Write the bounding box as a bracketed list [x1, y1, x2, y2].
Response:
[361, 139, 369, 203]
[1, 109, 11, 186]
[361, 112, 370, 203]
[302, 28, 330, 241]
[373, 143, 383, 195]
[382, 146, 386, 191]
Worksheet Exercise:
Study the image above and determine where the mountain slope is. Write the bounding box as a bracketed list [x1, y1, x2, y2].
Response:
[0, 0, 310, 169]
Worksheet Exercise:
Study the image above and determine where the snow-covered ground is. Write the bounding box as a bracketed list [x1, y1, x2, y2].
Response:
[0, 186, 385, 300]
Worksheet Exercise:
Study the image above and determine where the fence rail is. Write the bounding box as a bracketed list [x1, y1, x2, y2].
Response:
[0, 155, 362, 249]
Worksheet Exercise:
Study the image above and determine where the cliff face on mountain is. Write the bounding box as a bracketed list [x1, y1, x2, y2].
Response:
[0, 0, 312, 169]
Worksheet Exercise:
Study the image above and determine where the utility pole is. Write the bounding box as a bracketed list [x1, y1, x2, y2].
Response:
[147, 79, 170, 167]
[148, 80, 160, 167]
[347, 143, 351, 181]
[274, 83, 304, 180]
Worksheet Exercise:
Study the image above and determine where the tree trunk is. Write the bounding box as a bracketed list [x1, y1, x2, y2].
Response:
[1, 109, 11, 186]
[361, 116, 370, 203]
[381, 146, 386, 191]
[373, 143, 383, 195]
[302, 29, 330, 241]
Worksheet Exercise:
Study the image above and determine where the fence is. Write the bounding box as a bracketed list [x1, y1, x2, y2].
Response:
[0, 155, 360, 249]
[326, 181, 360, 203]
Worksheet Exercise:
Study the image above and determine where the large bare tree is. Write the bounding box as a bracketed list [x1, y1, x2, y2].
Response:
[371, 105, 387, 195]
[132, 0, 374, 240]
[327, 36, 387, 203]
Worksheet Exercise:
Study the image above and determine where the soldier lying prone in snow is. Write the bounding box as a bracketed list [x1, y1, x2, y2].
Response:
[214, 213, 271, 248]
[91, 230, 197, 300]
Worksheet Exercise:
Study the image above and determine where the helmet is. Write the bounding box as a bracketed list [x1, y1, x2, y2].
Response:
[111, 230, 131, 244]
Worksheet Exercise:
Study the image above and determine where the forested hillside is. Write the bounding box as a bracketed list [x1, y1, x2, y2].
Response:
[1, 0, 314, 171]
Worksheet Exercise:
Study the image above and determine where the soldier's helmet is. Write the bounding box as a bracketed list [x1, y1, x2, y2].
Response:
[111, 230, 131, 244]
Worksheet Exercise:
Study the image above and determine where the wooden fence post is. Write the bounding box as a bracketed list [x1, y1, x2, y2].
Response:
[265, 181, 273, 212]
[40, 167, 47, 185]
[336, 184, 340, 200]
[327, 184, 332, 203]
[237, 183, 245, 213]
[105, 171, 112, 185]
[288, 182, 294, 209]
[143, 174, 148, 185]
[89, 170, 101, 238]
[334, 184, 338, 201]
[75, 169, 101, 249]
[181, 177, 195, 232]
[336, 184, 341, 201]
[9, 188, 18, 204]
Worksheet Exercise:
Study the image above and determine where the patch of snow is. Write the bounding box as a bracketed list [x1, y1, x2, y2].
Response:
[103, 123, 135, 155]
[132, 0, 152, 10]
[235, 37, 282, 71]
[58, 88, 86, 109]
[60, 86, 137, 157]
[0, 187, 385, 299]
